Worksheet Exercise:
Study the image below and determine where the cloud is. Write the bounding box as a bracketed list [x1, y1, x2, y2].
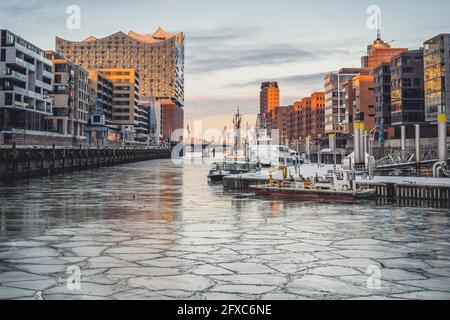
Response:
[185, 95, 258, 120]
[187, 43, 319, 74]
[227, 72, 327, 88]
[185, 26, 356, 76]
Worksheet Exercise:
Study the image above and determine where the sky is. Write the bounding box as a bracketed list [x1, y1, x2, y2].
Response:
[1, 0, 450, 131]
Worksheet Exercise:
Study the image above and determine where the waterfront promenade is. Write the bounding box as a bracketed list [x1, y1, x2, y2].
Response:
[0, 145, 172, 180]
[0, 159, 449, 300]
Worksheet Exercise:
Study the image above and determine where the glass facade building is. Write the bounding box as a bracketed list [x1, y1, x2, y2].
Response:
[424, 34, 450, 123]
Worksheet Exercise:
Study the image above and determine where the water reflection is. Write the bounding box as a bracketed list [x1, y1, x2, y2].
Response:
[0, 159, 449, 238]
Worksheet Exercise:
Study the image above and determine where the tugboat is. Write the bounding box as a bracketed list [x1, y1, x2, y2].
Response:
[251, 169, 376, 202]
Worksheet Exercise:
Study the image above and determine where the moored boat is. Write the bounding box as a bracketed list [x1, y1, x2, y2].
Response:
[250, 169, 376, 202]
[208, 161, 259, 183]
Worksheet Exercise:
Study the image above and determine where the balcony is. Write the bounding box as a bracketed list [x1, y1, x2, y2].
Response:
[2, 69, 27, 83]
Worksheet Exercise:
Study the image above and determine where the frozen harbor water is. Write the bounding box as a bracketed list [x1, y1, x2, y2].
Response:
[0, 159, 449, 300]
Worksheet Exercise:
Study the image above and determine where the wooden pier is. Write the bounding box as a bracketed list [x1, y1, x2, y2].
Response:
[223, 175, 450, 202]
[0, 144, 172, 181]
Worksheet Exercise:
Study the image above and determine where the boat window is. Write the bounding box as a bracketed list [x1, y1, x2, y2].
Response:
[335, 172, 344, 181]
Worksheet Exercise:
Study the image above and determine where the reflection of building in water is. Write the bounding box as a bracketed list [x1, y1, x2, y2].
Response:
[268, 201, 283, 218]
[157, 166, 183, 222]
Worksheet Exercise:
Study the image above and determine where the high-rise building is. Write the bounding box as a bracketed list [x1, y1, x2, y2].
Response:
[289, 98, 310, 143]
[0, 30, 53, 143]
[424, 34, 450, 123]
[364, 35, 407, 70]
[352, 74, 376, 133]
[310, 92, 326, 139]
[87, 70, 114, 127]
[373, 62, 394, 140]
[260, 81, 280, 115]
[136, 103, 150, 143]
[391, 49, 426, 136]
[270, 106, 290, 144]
[45, 51, 90, 139]
[324, 68, 370, 134]
[91, 69, 140, 128]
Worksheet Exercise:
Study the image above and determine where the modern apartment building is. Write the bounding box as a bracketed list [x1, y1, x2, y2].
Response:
[390, 49, 426, 136]
[87, 70, 114, 126]
[374, 62, 392, 128]
[290, 98, 310, 143]
[352, 74, 376, 133]
[92, 69, 140, 128]
[260, 81, 280, 115]
[285, 92, 325, 147]
[324, 68, 370, 134]
[310, 92, 326, 139]
[342, 79, 356, 134]
[362, 35, 407, 70]
[270, 106, 290, 144]
[0, 30, 53, 143]
[136, 103, 150, 143]
[45, 51, 90, 139]
[424, 34, 450, 123]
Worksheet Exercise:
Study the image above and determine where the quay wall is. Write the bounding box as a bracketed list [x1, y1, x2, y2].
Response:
[223, 176, 450, 202]
[0, 145, 172, 181]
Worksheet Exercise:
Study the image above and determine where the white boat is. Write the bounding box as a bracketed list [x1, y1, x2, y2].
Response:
[247, 130, 298, 167]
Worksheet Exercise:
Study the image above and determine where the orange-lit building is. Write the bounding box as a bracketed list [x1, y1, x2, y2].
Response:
[260, 81, 280, 115]
[56, 28, 185, 144]
[353, 74, 376, 132]
[287, 92, 325, 145]
[271, 105, 290, 144]
[362, 35, 407, 70]
[289, 98, 310, 143]
[310, 92, 325, 139]
[55, 27, 184, 107]
[89, 69, 140, 128]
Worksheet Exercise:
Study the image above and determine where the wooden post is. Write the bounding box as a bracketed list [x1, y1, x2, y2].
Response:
[12, 143, 17, 175]
[51, 144, 56, 173]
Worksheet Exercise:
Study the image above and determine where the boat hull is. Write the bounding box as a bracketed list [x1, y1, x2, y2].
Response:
[208, 174, 227, 183]
[252, 186, 376, 202]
